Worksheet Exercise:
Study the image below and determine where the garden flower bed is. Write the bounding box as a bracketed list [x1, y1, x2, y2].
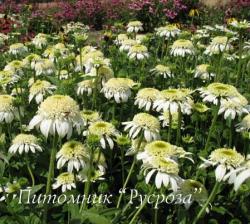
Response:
[0, 1, 250, 224]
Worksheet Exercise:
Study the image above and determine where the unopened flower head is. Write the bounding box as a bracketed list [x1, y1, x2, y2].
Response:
[193, 103, 209, 113]
[101, 78, 137, 103]
[29, 80, 56, 104]
[9, 43, 28, 55]
[194, 64, 215, 81]
[170, 39, 195, 57]
[200, 148, 244, 182]
[199, 82, 239, 105]
[56, 140, 89, 172]
[88, 121, 119, 149]
[135, 88, 160, 111]
[81, 110, 102, 126]
[0, 95, 18, 123]
[128, 44, 149, 60]
[123, 113, 160, 142]
[156, 24, 181, 39]
[9, 134, 42, 154]
[29, 95, 83, 139]
[154, 88, 193, 114]
[77, 79, 95, 96]
[204, 36, 233, 55]
[127, 21, 143, 33]
[52, 172, 76, 192]
[32, 33, 48, 49]
[150, 64, 173, 78]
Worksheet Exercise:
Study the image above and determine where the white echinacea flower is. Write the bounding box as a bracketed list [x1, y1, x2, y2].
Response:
[170, 39, 195, 57]
[29, 95, 83, 139]
[101, 78, 137, 103]
[127, 21, 143, 33]
[135, 88, 160, 111]
[199, 148, 245, 182]
[56, 140, 89, 172]
[29, 80, 56, 104]
[87, 121, 119, 149]
[52, 172, 76, 192]
[123, 113, 160, 142]
[9, 134, 42, 154]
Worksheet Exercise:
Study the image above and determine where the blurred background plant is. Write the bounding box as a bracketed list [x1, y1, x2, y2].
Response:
[0, 0, 250, 35]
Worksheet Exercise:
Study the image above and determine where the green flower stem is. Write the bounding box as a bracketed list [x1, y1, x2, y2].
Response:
[7, 123, 12, 143]
[128, 186, 155, 224]
[156, 38, 163, 58]
[216, 53, 223, 82]
[15, 85, 23, 132]
[43, 136, 57, 224]
[154, 208, 158, 224]
[168, 108, 172, 142]
[116, 134, 143, 208]
[228, 118, 233, 148]
[112, 202, 131, 223]
[192, 181, 220, 224]
[204, 103, 220, 152]
[236, 32, 243, 86]
[139, 60, 146, 84]
[26, 158, 35, 187]
[120, 146, 125, 186]
[80, 146, 94, 211]
[176, 105, 182, 146]
[79, 46, 83, 72]
[92, 67, 100, 109]
[161, 40, 165, 59]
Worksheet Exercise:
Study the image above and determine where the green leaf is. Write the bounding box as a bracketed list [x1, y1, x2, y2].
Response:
[0, 152, 8, 164]
[81, 210, 111, 224]
[20, 184, 45, 203]
[211, 206, 227, 215]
